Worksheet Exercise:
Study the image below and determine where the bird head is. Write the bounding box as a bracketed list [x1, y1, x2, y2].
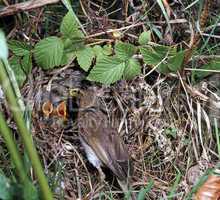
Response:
[77, 88, 98, 109]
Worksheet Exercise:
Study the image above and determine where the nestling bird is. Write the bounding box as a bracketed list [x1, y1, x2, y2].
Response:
[77, 87, 134, 197]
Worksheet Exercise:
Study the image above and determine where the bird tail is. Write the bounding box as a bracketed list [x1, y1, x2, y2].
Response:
[117, 179, 136, 200]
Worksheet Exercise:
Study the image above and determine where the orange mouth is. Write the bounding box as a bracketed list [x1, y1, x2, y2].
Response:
[55, 101, 67, 120]
[42, 101, 67, 120]
[42, 101, 53, 118]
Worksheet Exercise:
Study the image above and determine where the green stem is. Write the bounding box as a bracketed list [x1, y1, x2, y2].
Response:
[0, 110, 27, 183]
[0, 60, 53, 200]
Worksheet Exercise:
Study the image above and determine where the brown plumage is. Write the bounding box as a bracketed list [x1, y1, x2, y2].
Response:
[77, 87, 133, 196]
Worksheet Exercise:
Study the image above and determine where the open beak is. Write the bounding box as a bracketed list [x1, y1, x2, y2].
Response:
[42, 100, 67, 120]
[42, 101, 53, 118]
[56, 101, 67, 120]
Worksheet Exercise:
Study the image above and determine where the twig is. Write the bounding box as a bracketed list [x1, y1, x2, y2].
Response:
[86, 22, 143, 39]
[184, 68, 220, 73]
[192, 55, 220, 60]
[0, 0, 60, 17]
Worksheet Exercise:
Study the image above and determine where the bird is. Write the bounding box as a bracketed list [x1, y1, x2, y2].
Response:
[77, 87, 134, 198]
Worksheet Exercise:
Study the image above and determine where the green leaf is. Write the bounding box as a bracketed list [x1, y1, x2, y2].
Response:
[140, 46, 163, 65]
[60, 11, 84, 39]
[194, 60, 220, 80]
[23, 181, 39, 200]
[61, 0, 85, 38]
[87, 55, 125, 84]
[0, 173, 13, 200]
[89, 43, 139, 84]
[165, 127, 177, 139]
[93, 45, 103, 58]
[93, 44, 112, 56]
[103, 44, 113, 55]
[93, 45, 113, 61]
[8, 40, 31, 56]
[0, 179, 39, 200]
[76, 47, 94, 71]
[154, 45, 176, 56]
[0, 30, 8, 60]
[140, 45, 177, 74]
[34, 36, 64, 69]
[138, 31, 151, 45]
[22, 53, 32, 74]
[115, 41, 136, 60]
[9, 53, 32, 87]
[167, 50, 185, 72]
[60, 51, 76, 65]
[63, 38, 84, 52]
[10, 56, 27, 87]
[124, 58, 141, 79]
[137, 179, 154, 200]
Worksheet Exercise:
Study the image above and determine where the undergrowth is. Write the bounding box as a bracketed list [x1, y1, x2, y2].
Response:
[0, 0, 220, 199]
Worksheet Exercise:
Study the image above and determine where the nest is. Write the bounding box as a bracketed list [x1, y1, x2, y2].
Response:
[18, 66, 191, 199]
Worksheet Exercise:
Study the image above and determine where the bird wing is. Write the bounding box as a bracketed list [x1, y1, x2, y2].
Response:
[78, 110, 131, 180]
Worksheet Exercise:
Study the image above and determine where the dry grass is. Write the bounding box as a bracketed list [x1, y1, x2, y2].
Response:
[1, 0, 220, 199]
[20, 68, 219, 199]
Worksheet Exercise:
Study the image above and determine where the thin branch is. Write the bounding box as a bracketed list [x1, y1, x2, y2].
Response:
[86, 22, 143, 39]
[0, 0, 60, 17]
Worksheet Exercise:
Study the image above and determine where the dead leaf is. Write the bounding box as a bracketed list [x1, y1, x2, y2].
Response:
[195, 175, 220, 200]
